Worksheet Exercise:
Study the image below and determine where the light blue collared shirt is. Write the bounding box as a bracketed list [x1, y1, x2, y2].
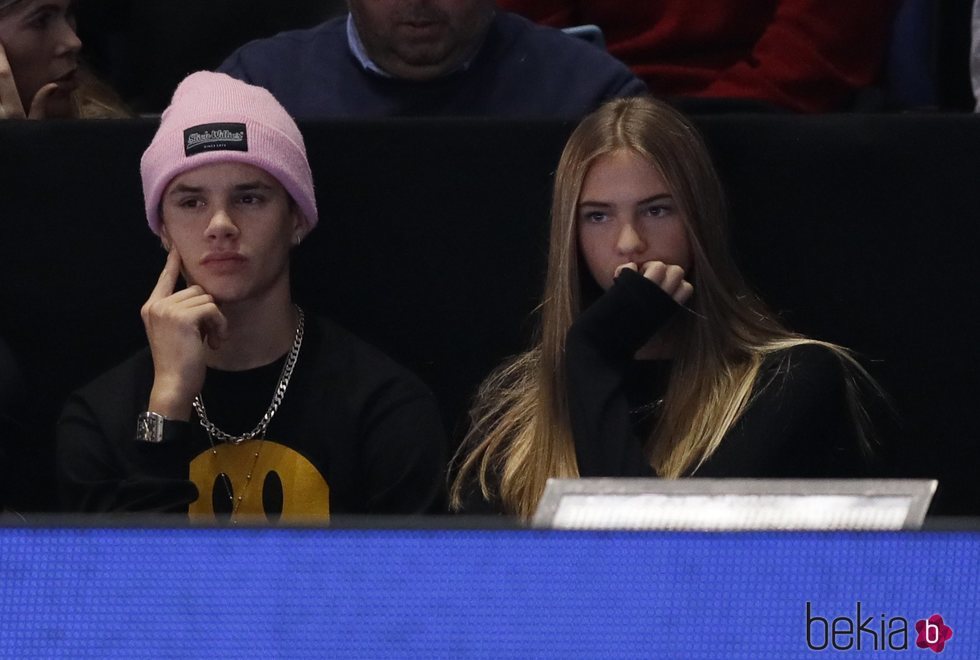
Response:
[347, 14, 393, 77]
[345, 13, 489, 78]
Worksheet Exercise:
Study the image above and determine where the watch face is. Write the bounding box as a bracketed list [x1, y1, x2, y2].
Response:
[138, 413, 163, 443]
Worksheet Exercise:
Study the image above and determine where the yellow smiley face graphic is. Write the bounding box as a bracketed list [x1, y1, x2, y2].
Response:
[188, 440, 330, 523]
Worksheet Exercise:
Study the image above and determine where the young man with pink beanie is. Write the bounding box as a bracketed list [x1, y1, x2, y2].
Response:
[57, 72, 446, 521]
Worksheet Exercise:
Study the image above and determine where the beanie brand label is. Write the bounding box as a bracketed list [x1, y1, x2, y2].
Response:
[184, 123, 248, 156]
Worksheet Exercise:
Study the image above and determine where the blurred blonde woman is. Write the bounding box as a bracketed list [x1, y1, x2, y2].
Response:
[0, 0, 127, 119]
[452, 96, 880, 517]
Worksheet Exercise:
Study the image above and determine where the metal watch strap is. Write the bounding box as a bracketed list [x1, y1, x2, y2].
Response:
[136, 411, 168, 444]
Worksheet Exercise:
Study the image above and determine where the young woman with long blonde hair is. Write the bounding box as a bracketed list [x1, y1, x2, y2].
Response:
[451, 96, 879, 517]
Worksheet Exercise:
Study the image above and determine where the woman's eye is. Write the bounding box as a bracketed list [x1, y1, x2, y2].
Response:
[643, 205, 671, 218]
[178, 198, 203, 209]
[239, 194, 264, 205]
[27, 11, 54, 30]
[582, 211, 607, 223]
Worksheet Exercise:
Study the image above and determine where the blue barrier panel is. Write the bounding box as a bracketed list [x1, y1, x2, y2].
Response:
[1, 526, 977, 658]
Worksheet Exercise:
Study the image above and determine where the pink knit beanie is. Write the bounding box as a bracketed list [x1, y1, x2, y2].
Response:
[140, 71, 317, 235]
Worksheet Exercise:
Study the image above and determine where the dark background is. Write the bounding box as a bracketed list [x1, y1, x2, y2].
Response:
[1, 115, 979, 515]
[75, 0, 347, 113]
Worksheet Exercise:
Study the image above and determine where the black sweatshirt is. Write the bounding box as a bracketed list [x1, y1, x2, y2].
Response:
[57, 317, 447, 519]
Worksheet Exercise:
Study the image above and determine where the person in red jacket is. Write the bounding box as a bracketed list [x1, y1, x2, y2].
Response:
[498, 0, 898, 113]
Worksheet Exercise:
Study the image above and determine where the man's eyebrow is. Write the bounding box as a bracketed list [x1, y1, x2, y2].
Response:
[232, 181, 274, 191]
[167, 184, 204, 196]
[166, 181, 274, 196]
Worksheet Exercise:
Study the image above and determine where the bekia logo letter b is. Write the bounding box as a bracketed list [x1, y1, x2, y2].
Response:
[915, 614, 953, 653]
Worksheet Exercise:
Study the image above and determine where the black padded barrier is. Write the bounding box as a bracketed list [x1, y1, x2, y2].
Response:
[0, 115, 978, 514]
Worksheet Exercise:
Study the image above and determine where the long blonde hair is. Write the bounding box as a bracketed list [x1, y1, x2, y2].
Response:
[71, 68, 131, 119]
[451, 96, 874, 518]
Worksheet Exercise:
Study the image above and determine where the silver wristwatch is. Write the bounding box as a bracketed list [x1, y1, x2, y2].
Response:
[136, 411, 169, 444]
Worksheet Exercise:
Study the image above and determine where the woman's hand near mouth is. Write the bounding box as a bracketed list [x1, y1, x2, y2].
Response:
[0, 41, 60, 119]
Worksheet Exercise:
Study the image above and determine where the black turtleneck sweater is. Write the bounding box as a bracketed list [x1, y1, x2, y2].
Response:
[459, 270, 873, 514]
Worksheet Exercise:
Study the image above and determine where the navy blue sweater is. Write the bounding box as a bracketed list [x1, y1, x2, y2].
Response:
[218, 12, 647, 119]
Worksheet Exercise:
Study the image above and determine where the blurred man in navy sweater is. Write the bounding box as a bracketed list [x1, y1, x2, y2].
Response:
[219, 0, 647, 118]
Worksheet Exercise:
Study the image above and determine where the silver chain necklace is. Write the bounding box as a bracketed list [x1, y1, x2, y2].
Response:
[192, 306, 305, 445]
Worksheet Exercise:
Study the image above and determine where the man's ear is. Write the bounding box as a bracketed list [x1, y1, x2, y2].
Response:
[290, 206, 309, 246]
[159, 222, 173, 251]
